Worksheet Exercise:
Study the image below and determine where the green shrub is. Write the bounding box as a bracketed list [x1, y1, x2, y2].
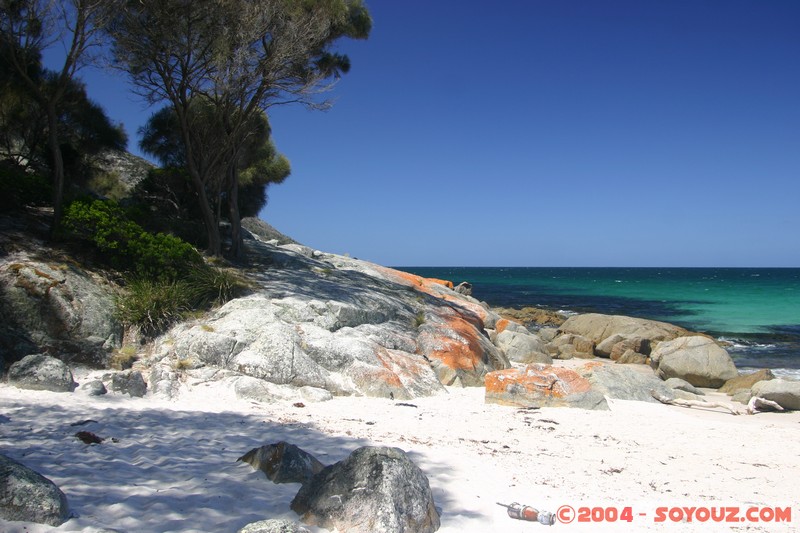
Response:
[184, 265, 247, 308]
[115, 277, 191, 336]
[63, 199, 202, 279]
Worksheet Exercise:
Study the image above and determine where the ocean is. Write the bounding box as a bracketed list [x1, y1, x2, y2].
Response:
[400, 267, 800, 378]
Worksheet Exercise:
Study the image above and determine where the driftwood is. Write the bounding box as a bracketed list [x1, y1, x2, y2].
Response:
[746, 396, 784, 415]
[650, 390, 742, 416]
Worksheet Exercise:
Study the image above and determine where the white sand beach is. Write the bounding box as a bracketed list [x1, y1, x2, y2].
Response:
[2, 361, 798, 533]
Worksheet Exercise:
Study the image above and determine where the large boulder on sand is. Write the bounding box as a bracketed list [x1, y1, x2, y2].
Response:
[0, 454, 70, 526]
[291, 446, 440, 533]
[751, 379, 800, 411]
[558, 313, 687, 349]
[493, 329, 551, 364]
[8, 354, 76, 392]
[720, 369, 774, 394]
[650, 336, 738, 388]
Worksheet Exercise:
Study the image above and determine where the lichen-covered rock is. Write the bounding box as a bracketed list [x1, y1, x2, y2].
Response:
[485, 364, 608, 410]
[291, 446, 440, 533]
[8, 354, 76, 392]
[0, 454, 70, 526]
[650, 336, 738, 388]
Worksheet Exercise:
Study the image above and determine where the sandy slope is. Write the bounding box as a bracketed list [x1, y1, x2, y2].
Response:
[2, 365, 799, 532]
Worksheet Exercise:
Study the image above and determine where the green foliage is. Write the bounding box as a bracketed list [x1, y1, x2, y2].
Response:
[114, 277, 192, 336]
[62, 199, 247, 336]
[87, 171, 128, 201]
[0, 162, 52, 209]
[183, 264, 247, 308]
[63, 198, 202, 280]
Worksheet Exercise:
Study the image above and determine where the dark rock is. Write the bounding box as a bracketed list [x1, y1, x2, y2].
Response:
[110, 370, 147, 397]
[291, 446, 440, 533]
[238, 442, 324, 485]
[75, 431, 104, 445]
[0, 454, 70, 526]
[80, 380, 107, 396]
[8, 354, 76, 392]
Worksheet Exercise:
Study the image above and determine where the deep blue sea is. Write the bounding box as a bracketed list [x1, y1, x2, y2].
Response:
[400, 267, 800, 377]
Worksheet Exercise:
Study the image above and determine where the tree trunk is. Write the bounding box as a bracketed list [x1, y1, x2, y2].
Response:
[228, 163, 243, 261]
[46, 102, 65, 238]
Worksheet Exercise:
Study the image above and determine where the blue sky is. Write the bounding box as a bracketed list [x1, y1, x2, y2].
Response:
[58, 1, 800, 267]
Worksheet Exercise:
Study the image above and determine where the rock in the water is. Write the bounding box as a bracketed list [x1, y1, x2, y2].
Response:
[291, 446, 440, 533]
[485, 364, 609, 410]
[238, 442, 325, 485]
[720, 369, 775, 394]
[650, 336, 738, 388]
[750, 379, 800, 410]
[109, 370, 147, 397]
[237, 519, 309, 533]
[493, 329, 551, 364]
[0, 454, 70, 526]
[80, 380, 107, 396]
[8, 354, 76, 392]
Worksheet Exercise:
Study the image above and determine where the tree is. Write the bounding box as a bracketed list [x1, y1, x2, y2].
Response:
[138, 103, 290, 227]
[0, 0, 111, 233]
[107, 0, 371, 257]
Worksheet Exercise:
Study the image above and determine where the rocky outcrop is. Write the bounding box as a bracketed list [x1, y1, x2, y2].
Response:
[8, 354, 77, 392]
[751, 379, 800, 411]
[238, 442, 324, 485]
[157, 241, 508, 399]
[0, 454, 70, 526]
[485, 364, 609, 410]
[291, 446, 440, 533]
[0, 253, 122, 368]
[650, 336, 739, 388]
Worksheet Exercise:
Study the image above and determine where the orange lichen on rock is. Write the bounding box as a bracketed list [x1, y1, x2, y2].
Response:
[485, 364, 592, 398]
[426, 314, 484, 372]
[484, 364, 604, 408]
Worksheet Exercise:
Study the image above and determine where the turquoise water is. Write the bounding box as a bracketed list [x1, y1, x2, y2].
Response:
[401, 267, 800, 371]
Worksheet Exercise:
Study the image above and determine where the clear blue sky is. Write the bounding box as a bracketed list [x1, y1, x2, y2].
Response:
[62, 1, 800, 267]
